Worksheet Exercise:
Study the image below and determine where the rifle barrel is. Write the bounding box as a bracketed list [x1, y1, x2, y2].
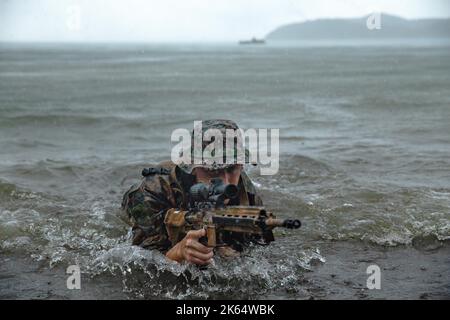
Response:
[265, 218, 301, 229]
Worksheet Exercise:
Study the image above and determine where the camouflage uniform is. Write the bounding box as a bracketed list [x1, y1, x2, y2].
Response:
[121, 120, 263, 254]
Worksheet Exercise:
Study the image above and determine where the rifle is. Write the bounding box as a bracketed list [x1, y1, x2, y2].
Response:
[164, 178, 301, 247]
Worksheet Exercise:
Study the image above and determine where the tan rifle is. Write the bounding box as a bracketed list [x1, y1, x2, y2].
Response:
[164, 179, 301, 247]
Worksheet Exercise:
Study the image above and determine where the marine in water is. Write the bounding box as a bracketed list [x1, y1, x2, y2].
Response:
[121, 120, 267, 265]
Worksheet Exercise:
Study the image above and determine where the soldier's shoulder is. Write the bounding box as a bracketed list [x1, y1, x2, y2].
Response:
[141, 161, 183, 192]
[121, 162, 174, 213]
[123, 161, 175, 198]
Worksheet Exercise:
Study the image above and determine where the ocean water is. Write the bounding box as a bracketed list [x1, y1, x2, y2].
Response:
[0, 42, 449, 299]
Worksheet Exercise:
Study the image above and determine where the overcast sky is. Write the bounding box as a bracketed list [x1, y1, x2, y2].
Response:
[1, 0, 449, 42]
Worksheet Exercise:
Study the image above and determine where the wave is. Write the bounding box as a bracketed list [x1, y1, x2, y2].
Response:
[87, 243, 325, 299]
[249, 154, 450, 247]
[0, 114, 122, 126]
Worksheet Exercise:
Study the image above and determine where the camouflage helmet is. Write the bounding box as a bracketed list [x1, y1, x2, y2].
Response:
[179, 119, 253, 174]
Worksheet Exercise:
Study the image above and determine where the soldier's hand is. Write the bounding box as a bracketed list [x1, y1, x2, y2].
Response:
[166, 229, 214, 265]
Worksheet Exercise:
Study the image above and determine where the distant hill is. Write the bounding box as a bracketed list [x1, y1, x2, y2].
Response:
[266, 14, 450, 41]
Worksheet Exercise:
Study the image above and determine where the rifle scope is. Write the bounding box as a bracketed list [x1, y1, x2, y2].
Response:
[190, 178, 238, 202]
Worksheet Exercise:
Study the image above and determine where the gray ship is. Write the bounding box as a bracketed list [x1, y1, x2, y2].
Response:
[239, 37, 266, 45]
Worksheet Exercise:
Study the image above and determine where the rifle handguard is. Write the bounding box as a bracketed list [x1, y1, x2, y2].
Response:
[265, 218, 301, 229]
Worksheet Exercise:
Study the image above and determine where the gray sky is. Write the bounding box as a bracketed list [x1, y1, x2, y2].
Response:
[1, 0, 449, 42]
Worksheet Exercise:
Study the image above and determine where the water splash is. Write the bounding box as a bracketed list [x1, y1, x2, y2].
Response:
[87, 243, 325, 299]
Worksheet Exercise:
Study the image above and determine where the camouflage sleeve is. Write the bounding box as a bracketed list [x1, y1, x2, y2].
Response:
[121, 176, 178, 254]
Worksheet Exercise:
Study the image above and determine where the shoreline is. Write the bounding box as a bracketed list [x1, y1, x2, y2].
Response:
[1, 241, 448, 300]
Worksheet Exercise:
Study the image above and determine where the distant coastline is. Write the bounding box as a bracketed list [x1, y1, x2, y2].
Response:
[266, 14, 450, 41]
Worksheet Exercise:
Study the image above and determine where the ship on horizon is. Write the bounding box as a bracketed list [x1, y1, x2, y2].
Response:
[238, 37, 266, 45]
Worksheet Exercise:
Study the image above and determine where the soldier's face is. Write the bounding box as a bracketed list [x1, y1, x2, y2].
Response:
[193, 165, 242, 186]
